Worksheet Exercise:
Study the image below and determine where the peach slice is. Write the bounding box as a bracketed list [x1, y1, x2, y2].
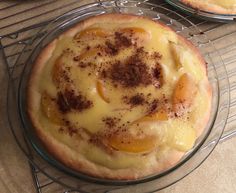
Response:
[78, 48, 99, 61]
[75, 27, 109, 39]
[172, 73, 198, 116]
[170, 42, 183, 69]
[96, 80, 110, 103]
[133, 110, 168, 124]
[107, 132, 159, 153]
[41, 92, 64, 125]
[119, 27, 150, 42]
[120, 27, 148, 35]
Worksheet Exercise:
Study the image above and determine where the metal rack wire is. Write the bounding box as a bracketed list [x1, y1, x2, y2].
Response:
[0, 0, 236, 192]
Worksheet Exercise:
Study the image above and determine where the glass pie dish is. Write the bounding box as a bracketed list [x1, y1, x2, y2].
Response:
[166, 0, 236, 22]
[7, 0, 230, 192]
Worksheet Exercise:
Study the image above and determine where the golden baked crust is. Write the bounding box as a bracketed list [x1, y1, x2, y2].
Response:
[27, 13, 212, 180]
[181, 0, 236, 14]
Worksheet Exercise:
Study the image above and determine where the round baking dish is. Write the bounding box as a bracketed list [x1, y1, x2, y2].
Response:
[7, 1, 229, 192]
[166, 0, 236, 22]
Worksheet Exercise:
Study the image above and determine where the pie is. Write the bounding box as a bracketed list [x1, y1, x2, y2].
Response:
[27, 13, 212, 180]
[181, 0, 236, 14]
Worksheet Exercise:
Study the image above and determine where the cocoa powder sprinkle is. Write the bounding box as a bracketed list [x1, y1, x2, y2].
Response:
[149, 99, 159, 113]
[152, 51, 162, 60]
[64, 89, 93, 112]
[73, 56, 80, 61]
[102, 117, 120, 128]
[109, 58, 151, 87]
[67, 126, 78, 137]
[152, 64, 163, 88]
[114, 32, 132, 48]
[57, 90, 93, 113]
[57, 92, 70, 113]
[129, 94, 145, 106]
[123, 93, 145, 106]
[100, 46, 163, 88]
[105, 41, 118, 55]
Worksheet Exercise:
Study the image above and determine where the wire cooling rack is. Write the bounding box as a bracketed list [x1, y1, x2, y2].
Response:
[0, 0, 236, 192]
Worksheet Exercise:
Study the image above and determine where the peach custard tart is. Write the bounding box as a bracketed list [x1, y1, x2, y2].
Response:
[181, 0, 236, 14]
[27, 14, 212, 180]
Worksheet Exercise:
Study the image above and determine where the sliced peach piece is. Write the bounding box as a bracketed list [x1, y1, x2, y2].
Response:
[170, 42, 183, 69]
[41, 92, 64, 125]
[78, 48, 99, 61]
[120, 27, 148, 35]
[107, 132, 159, 153]
[172, 73, 198, 116]
[119, 27, 151, 42]
[75, 27, 109, 39]
[96, 80, 110, 103]
[133, 110, 168, 124]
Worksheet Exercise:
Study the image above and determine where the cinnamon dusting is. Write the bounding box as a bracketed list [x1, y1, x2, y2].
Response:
[123, 93, 145, 107]
[57, 90, 93, 113]
[102, 117, 120, 128]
